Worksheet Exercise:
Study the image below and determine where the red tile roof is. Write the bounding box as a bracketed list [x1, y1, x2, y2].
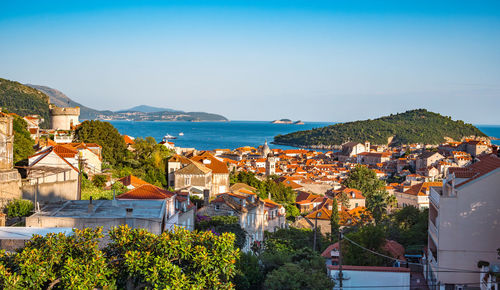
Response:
[450, 154, 500, 188]
[117, 184, 175, 199]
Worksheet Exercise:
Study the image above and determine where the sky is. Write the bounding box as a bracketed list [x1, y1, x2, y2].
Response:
[1, 1, 499, 124]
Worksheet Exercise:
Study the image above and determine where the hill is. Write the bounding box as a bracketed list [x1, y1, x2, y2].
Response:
[116, 105, 181, 113]
[273, 109, 487, 147]
[26, 84, 113, 120]
[0, 78, 51, 127]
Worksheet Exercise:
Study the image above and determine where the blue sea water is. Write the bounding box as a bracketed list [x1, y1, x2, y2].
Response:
[110, 120, 333, 150]
[109, 121, 500, 151]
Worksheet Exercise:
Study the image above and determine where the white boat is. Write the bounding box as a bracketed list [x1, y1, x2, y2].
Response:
[163, 134, 177, 140]
[179, 132, 184, 136]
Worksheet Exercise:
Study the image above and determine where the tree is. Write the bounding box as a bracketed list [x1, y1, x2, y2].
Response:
[234, 252, 264, 290]
[12, 116, 34, 164]
[337, 192, 350, 209]
[196, 215, 246, 250]
[344, 165, 392, 223]
[0, 228, 114, 289]
[74, 120, 127, 166]
[330, 198, 340, 241]
[342, 225, 389, 266]
[105, 225, 239, 289]
[385, 207, 428, 248]
[122, 136, 173, 186]
[263, 255, 334, 290]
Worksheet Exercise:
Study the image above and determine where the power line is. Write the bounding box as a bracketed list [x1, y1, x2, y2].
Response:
[342, 235, 488, 274]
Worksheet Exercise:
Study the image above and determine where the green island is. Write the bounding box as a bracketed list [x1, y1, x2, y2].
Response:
[274, 109, 487, 146]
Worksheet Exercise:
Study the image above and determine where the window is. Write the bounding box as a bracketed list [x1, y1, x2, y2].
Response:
[185, 176, 191, 186]
[215, 204, 220, 211]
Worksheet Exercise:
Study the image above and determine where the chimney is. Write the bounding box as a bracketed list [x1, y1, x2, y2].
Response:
[125, 208, 134, 228]
[88, 196, 94, 213]
[203, 189, 210, 206]
[126, 208, 133, 218]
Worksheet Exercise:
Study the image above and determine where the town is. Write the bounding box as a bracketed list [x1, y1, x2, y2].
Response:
[0, 104, 498, 290]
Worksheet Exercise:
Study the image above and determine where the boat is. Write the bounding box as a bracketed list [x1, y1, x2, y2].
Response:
[179, 132, 184, 136]
[163, 134, 177, 140]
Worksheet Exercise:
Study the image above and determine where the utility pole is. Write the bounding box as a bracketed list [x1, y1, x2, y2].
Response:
[77, 152, 84, 200]
[313, 211, 322, 251]
[338, 229, 343, 289]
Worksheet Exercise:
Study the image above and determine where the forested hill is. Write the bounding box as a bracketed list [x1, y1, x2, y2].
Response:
[26, 84, 113, 120]
[274, 109, 487, 147]
[0, 78, 51, 127]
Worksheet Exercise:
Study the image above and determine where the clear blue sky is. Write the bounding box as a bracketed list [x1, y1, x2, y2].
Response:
[1, 0, 499, 123]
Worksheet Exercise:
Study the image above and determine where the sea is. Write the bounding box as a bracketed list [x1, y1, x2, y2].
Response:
[109, 121, 500, 151]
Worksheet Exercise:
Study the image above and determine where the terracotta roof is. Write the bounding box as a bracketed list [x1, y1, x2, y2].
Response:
[305, 207, 332, 220]
[191, 152, 229, 174]
[53, 145, 78, 158]
[451, 154, 500, 188]
[123, 135, 135, 145]
[117, 175, 151, 187]
[230, 183, 257, 193]
[117, 184, 175, 199]
[176, 161, 211, 175]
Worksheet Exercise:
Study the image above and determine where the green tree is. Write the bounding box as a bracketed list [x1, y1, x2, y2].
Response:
[0, 227, 114, 289]
[234, 252, 264, 290]
[330, 198, 340, 241]
[74, 120, 127, 166]
[196, 215, 246, 250]
[344, 165, 391, 223]
[12, 116, 35, 164]
[342, 225, 388, 266]
[105, 225, 239, 289]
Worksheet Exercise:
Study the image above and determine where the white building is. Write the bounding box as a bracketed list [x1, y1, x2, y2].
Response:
[328, 265, 410, 290]
[425, 154, 500, 290]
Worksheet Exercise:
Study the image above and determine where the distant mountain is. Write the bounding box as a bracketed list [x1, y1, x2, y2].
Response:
[117, 105, 181, 113]
[274, 109, 487, 147]
[26, 83, 228, 122]
[26, 84, 113, 120]
[0, 78, 51, 127]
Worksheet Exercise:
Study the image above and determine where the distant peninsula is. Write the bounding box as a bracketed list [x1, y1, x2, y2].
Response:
[273, 109, 488, 147]
[271, 119, 304, 125]
[26, 83, 228, 122]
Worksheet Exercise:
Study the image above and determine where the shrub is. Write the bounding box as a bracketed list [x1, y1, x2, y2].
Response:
[5, 199, 34, 218]
[92, 174, 107, 188]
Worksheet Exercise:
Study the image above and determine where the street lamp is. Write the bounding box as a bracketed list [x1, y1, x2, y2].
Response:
[313, 211, 322, 251]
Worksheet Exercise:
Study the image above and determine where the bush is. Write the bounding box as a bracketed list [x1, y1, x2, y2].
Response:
[5, 199, 34, 218]
[92, 174, 107, 188]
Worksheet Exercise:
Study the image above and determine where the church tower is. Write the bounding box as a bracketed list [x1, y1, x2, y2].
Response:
[265, 154, 276, 176]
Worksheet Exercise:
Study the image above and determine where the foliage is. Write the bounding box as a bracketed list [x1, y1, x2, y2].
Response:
[114, 136, 173, 186]
[4, 199, 33, 218]
[74, 120, 128, 166]
[234, 252, 264, 290]
[263, 262, 334, 290]
[385, 207, 428, 248]
[264, 227, 329, 255]
[231, 171, 299, 220]
[344, 165, 392, 223]
[0, 78, 50, 128]
[284, 204, 300, 221]
[196, 215, 246, 250]
[274, 109, 487, 146]
[342, 225, 389, 266]
[91, 174, 107, 188]
[330, 198, 340, 241]
[104, 225, 239, 289]
[12, 115, 35, 164]
[81, 175, 124, 200]
[0, 227, 114, 289]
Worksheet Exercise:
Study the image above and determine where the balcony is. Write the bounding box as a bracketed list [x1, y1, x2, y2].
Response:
[428, 220, 438, 245]
[429, 187, 441, 207]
